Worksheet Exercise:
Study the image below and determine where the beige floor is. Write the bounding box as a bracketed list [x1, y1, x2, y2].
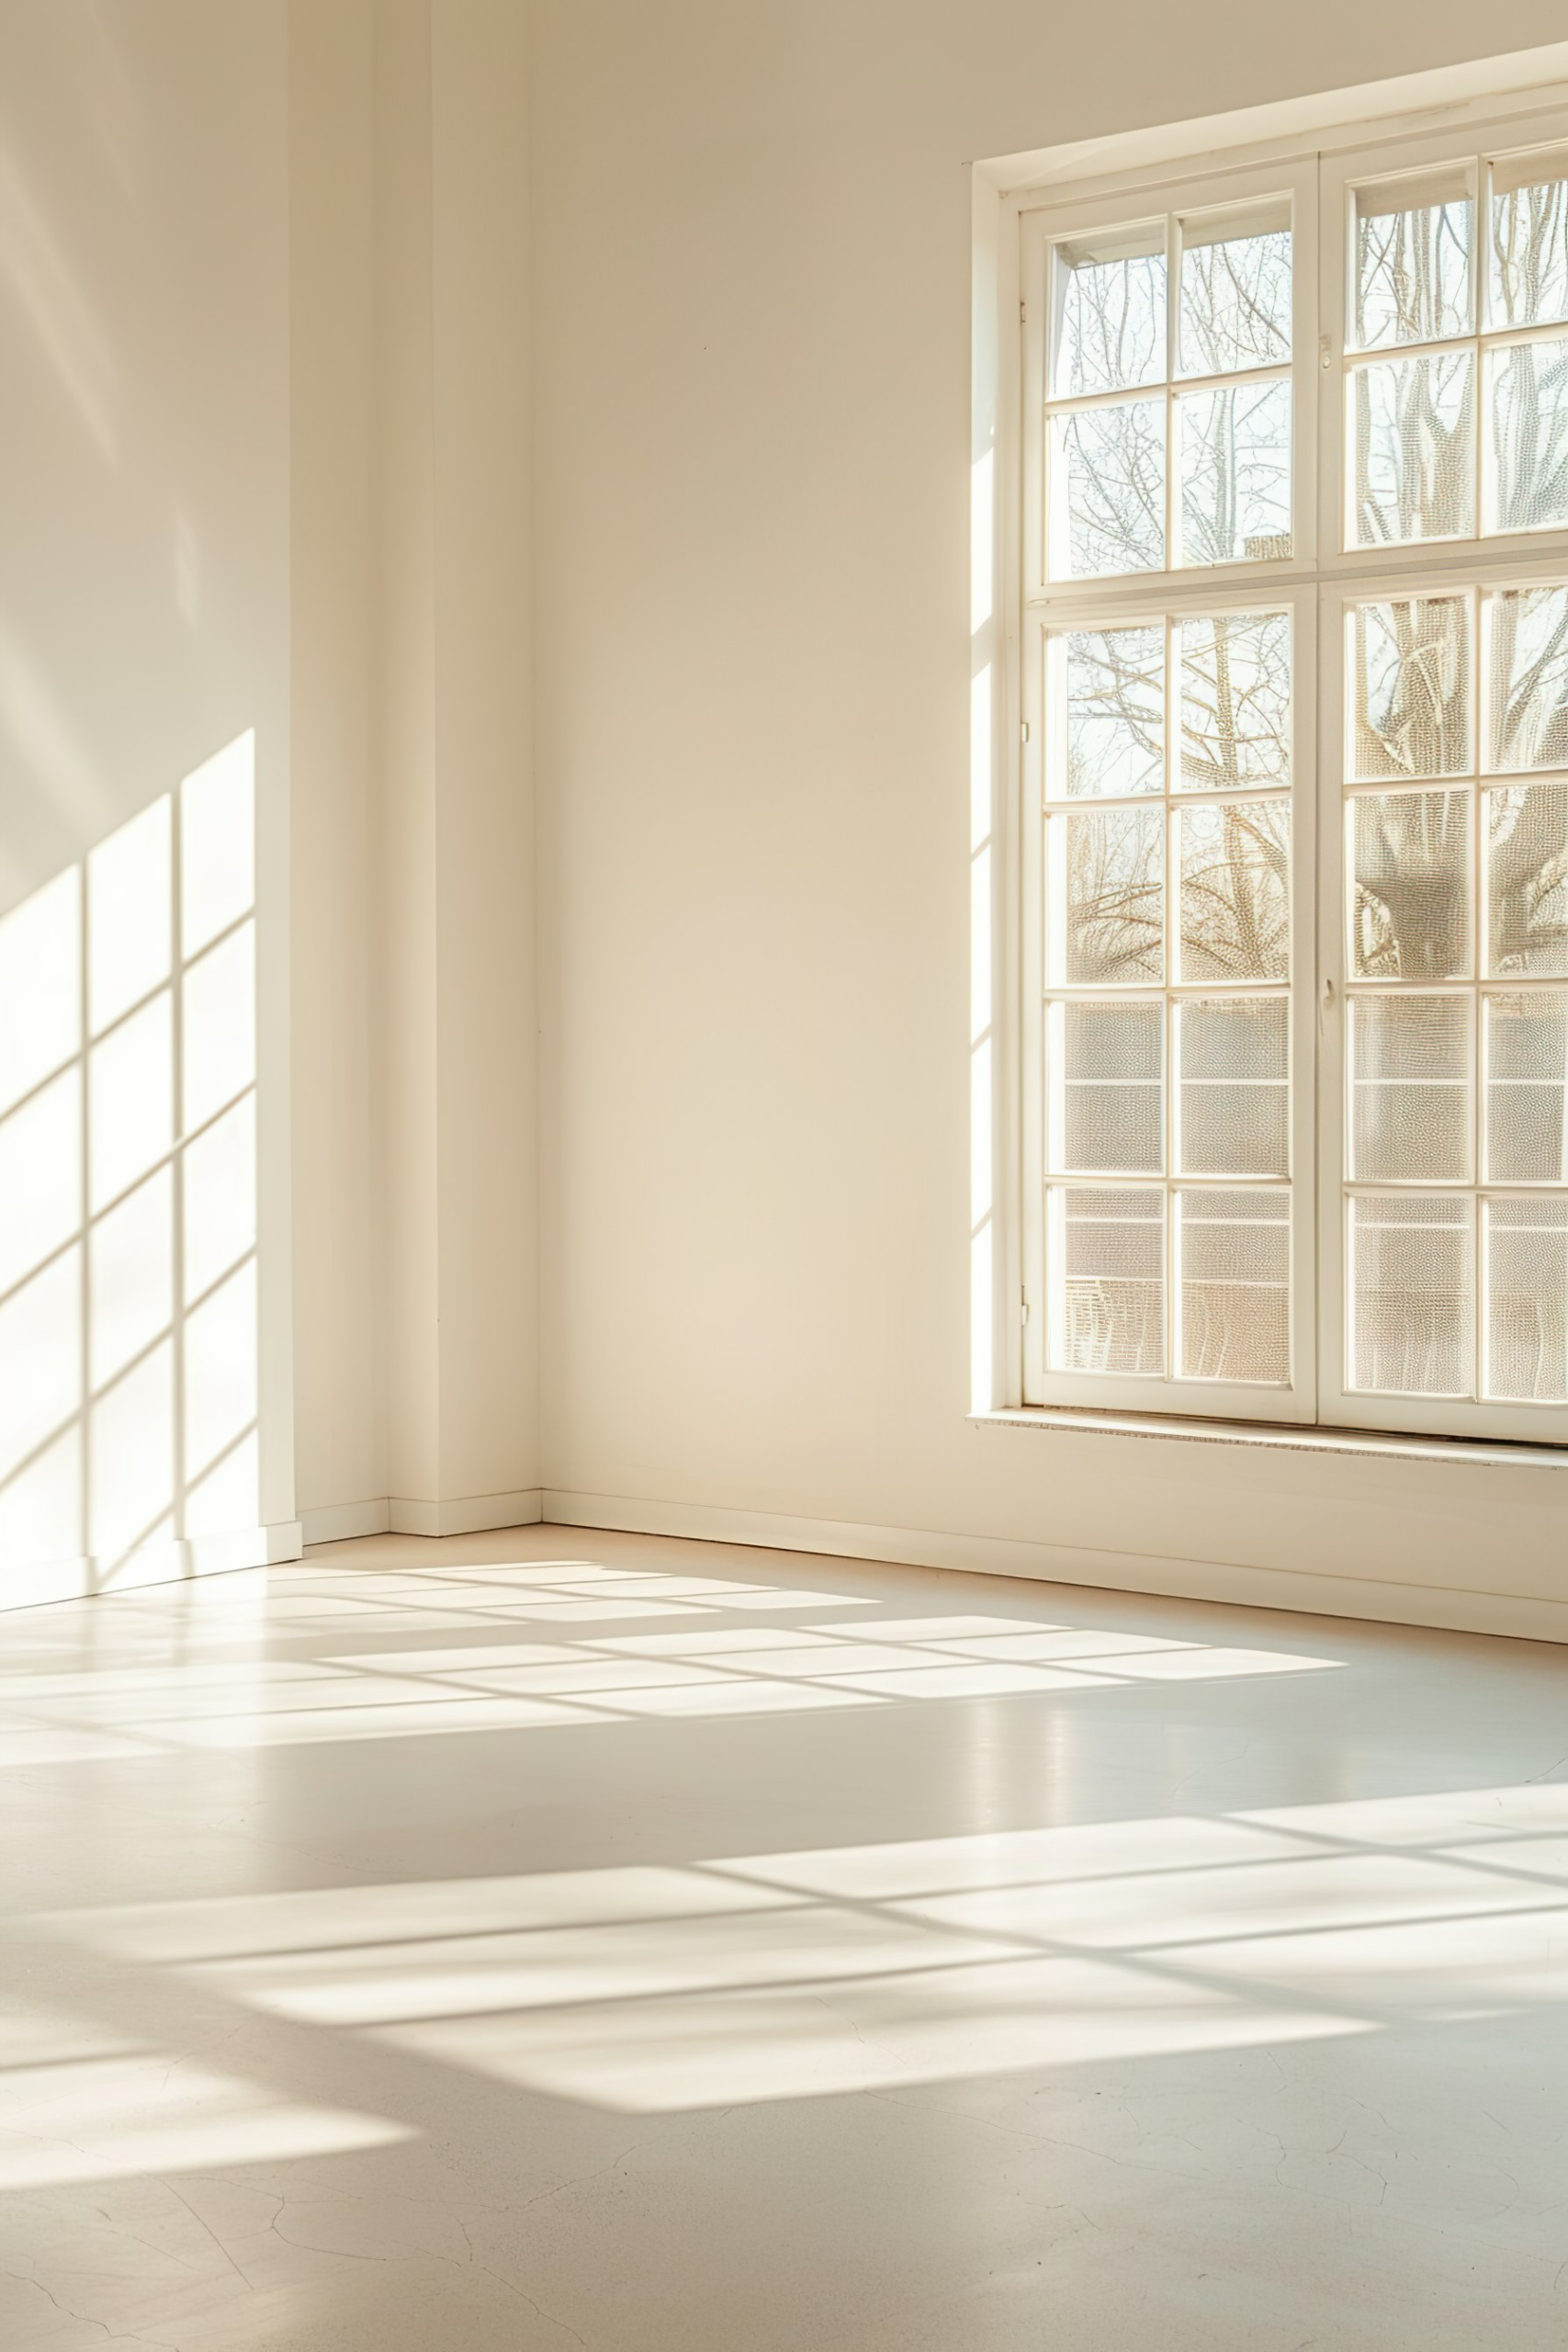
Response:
[0, 1530, 1566, 2348]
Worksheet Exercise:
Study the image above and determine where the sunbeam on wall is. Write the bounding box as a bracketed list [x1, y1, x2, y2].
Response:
[0, 731, 260, 1605]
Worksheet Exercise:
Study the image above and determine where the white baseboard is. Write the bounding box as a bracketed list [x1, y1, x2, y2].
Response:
[0, 1521, 304, 1615]
[299, 1498, 392, 1544]
[300, 1490, 545, 1545]
[542, 1488, 1568, 1647]
[0, 1554, 94, 1612]
[187, 1521, 304, 1574]
[389, 1488, 544, 1537]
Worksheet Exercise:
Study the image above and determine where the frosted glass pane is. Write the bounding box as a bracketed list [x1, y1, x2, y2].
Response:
[1485, 340, 1568, 537]
[1349, 995, 1471, 1182]
[1053, 1001, 1163, 1175]
[1178, 800, 1289, 981]
[1355, 183, 1472, 348]
[1179, 224, 1291, 375]
[1350, 596, 1471, 781]
[1485, 586, 1568, 770]
[1178, 380, 1292, 566]
[1052, 806, 1164, 984]
[1051, 1187, 1164, 1374]
[1485, 1197, 1568, 1400]
[1487, 783, 1568, 976]
[1060, 626, 1163, 797]
[1179, 610, 1290, 790]
[1484, 992, 1568, 1182]
[1490, 162, 1568, 330]
[1349, 1194, 1473, 1396]
[1055, 229, 1166, 396]
[1349, 790, 1470, 979]
[1177, 997, 1288, 1177]
[1350, 349, 1475, 546]
[1051, 401, 1166, 578]
[1178, 1188, 1290, 1384]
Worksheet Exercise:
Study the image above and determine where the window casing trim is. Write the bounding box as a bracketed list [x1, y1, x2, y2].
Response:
[999, 96, 1568, 1443]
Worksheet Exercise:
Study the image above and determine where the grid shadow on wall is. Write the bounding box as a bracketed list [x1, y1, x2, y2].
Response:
[0, 732, 259, 1595]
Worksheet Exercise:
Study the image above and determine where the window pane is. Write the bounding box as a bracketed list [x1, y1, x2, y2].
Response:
[1051, 400, 1166, 578]
[1176, 997, 1289, 1177]
[1349, 789, 1471, 979]
[1485, 1196, 1568, 1400]
[1049, 1187, 1165, 1374]
[1485, 340, 1568, 536]
[1483, 992, 1568, 1182]
[1177, 1188, 1290, 1383]
[1057, 626, 1163, 798]
[1179, 217, 1291, 376]
[1178, 800, 1289, 981]
[1054, 227, 1167, 396]
[1179, 610, 1290, 790]
[1349, 1193, 1473, 1396]
[1050, 1001, 1164, 1175]
[1178, 380, 1292, 565]
[1485, 585, 1568, 770]
[1350, 596, 1472, 781]
[1350, 349, 1475, 546]
[1487, 783, 1568, 976]
[1354, 177, 1472, 348]
[1490, 154, 1568, 330]
[1050, 806, 1164, 984]
[1053, 997, 1166, 1170]
[1349, 995, 1472, 1182]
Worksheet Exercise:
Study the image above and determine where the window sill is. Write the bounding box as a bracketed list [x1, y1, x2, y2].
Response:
[971, 1406, 1568, 1470]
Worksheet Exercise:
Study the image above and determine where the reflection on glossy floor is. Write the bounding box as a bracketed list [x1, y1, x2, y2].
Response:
[1, 1531, 1566, 2347]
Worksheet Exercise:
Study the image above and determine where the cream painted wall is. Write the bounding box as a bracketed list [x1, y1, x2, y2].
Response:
[0, 0, 288, 902]
[533, 1, 1568, 1626]
[379, 0, 536, 1521]
[0, 0, 536, 1593]
[0, 0, 295, 1603]
[290, 0, 536, 1537]
[289, 0, 382, 1524]
[6, 2, 1563, 1627]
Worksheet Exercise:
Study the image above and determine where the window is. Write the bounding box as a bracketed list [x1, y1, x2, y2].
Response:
[1008, 98, 1568, 1442]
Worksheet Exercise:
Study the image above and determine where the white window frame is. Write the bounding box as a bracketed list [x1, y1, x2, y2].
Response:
[1318, 561, 1568, 1444]
[1020, 584, 1318, 1419]
[1002, 86, 1568, 1442]
[1317, 109, 1568, 575]
[1021, 161, 1319, 607]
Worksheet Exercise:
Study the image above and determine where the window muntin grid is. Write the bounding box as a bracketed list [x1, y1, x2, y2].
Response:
[1016, 112, 1568, 1438]
[1341, 581, 1568, 1404]
[1044, 199, 1295, 582]
[1343, 144, 1568, 553]
[1041, 607, 1294, 1388]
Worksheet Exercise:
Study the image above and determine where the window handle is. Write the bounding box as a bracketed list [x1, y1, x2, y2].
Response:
[1319, 974, 1337, 1035]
